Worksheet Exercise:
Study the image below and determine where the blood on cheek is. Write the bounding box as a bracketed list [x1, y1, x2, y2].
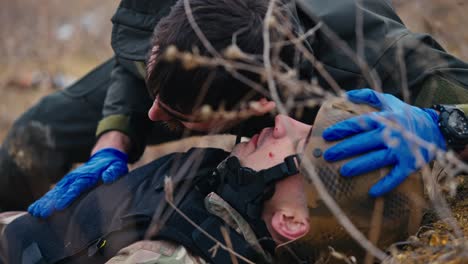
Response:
[268, 152, 274, 158]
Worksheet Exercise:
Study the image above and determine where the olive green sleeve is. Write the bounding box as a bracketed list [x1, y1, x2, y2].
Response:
[96, 114, 132, 138]
[414, 75, 468, 107]
[456, 104, 468, 114]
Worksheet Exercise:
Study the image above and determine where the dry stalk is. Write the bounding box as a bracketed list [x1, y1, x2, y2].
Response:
[220, 226, 240, 264]
[372, 113, 465, 237]
[355, 0, 365, 60]
[183, 0, 220, 58]
[263, 1, 388, 261]
[272, 10, 342, 95]
[145, 148, 208, 239]
[300, 152, 389, 261]
[165, 196, 255, 264]
[397, 42, 411, 103]
[147, 1, 468, 263]
[295, 0, 383, 92]
[263, 0, 287, 115]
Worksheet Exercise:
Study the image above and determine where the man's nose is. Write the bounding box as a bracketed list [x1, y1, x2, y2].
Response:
[148, 97, 173, 121]
[273, 115, 290, 138]
[274, 114, 311, 138]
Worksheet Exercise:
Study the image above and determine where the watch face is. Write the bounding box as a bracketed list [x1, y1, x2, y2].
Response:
[448, 110, 468, 136]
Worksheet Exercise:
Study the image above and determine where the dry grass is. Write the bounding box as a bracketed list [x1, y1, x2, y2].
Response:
[384, 179, 468, 264]
[0, 1, 468, 263]
[394, 0, 468, 61]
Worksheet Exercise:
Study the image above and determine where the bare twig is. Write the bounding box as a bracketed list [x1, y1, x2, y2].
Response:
[300, 155, 389, 261]
[165, 194, 255, 264]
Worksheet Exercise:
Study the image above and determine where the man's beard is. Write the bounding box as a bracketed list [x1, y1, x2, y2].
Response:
[162, 120, 184, 133]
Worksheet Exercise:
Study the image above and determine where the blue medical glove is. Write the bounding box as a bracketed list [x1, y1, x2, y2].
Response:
[322, 88, 446, 197]
[28, 148, 128, 218]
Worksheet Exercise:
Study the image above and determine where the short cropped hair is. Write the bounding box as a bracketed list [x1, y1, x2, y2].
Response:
[146, 0, 301, 114]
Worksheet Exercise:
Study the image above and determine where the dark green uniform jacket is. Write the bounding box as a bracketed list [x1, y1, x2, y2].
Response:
[97, 0, 179, 160]
[104, 0, 468, 160]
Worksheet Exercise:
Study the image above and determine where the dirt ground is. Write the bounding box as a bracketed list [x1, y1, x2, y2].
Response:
[381, 179, 468, 264]
[1, 0, 468, 263]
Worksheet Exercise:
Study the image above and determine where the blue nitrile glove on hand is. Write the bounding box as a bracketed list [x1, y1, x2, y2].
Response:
[322, 88, 446, 197]
[28, 148, 128, 218]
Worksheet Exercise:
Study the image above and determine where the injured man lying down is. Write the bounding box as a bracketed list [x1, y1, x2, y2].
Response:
[0, 98, 430, 264]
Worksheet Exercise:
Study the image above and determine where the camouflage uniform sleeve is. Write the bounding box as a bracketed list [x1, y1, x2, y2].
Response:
[105, 240, 206, 264]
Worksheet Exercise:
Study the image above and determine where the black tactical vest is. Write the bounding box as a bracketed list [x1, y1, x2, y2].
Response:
[1, 148, 268, 264]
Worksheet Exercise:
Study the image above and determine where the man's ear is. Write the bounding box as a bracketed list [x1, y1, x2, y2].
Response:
[249, 98, 276, 116]
[271, 210, 309, 241]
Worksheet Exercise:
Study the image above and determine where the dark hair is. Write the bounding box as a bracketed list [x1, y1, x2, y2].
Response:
[146, 0, 300, 114]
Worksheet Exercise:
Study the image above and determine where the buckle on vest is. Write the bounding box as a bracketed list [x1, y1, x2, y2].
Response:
[88, 238, 107, 257]
[283, 155, 300, 175]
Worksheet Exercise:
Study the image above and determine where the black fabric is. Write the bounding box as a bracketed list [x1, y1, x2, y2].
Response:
[111, 0, 468, 102]
[111, 0, 178, 61]
[153, 186, 266, 264]
[192, 217, 265, 264]
[296, 0, 468, 102]
[0, 59, 115, 211]
[1, 148, 257, 264]
[213, 155, 299, 222]
[0, 58, 179, 211]
[149, 152, 275, 263]
[193, 154, 301, 258]
[101, 59, 166, 161]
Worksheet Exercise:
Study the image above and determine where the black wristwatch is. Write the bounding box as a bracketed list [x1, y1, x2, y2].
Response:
[432, 104, 468, 150]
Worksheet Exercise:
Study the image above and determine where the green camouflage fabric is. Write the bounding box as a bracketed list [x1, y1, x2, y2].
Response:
[204, 192, 272, 262]
[105, 240, 206, 264]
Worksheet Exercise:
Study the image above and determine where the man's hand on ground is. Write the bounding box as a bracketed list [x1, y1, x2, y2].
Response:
[28, 148, 128, 218]
[322, 88, 446, 197]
